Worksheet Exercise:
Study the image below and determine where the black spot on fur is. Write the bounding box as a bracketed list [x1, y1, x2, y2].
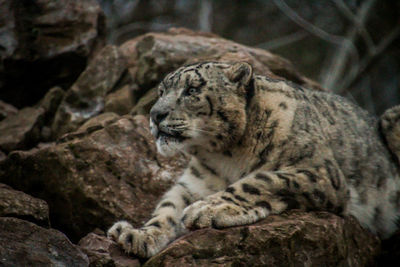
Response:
[167, 216, 177, 227]
[242, 183, 260, 195]
[200, 162, 218, 175]
[217, 110, 229, 122]
[324, 159, 341, 190]
[160, 201, 176, 208]
[182, 195, 191, 206]
[255, 173, 273, 183]
[226, 186, 236, 194]
[149, 221, 161, 228]
[217, 134, 223, 140]
[255, 201, 271, 210]
[126, 233, 133, 244]
[292, 181, 300, 189]
[234, 194, 249, 203]
[279, 102, 288, 109]
[191, 166, 203, 179]
[222, 196, 240, 206]
[206, 96, 214, 116]
[298, 169, 317, 183]
[276, 173, 291, 187]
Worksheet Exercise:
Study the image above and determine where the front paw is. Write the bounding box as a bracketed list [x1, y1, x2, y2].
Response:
[107, 221, 165, 258]
[182, 197, 244, 230]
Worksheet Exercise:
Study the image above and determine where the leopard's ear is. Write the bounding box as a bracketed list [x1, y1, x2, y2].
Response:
[226, 62, 253, 86]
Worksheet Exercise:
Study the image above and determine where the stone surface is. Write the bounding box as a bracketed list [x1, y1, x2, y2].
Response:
[130, 87, 158, 116]
[144, 211, 380, 267]
[0, 100, 17, 121]
[79, 232, 140, 267]
[0, 106, 45, 153]
[0, 115, 186, 242]
[52, 45, 127, 137]
[120, 28, 323, 92]
[105, 85, 136, 115]
[0, 217, 89, 266]
[0, 0, 106, 108]
[0, 183, 49, 227]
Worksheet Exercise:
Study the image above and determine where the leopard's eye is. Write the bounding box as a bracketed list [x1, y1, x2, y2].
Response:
[186, 87, 199, 96]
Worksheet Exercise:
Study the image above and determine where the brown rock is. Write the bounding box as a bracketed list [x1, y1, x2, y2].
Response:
[79, 232, 140, 267]
[0, 0, 106, 108]
[120, 27, 323, 92]
[0, 217, 89, 266]
[0, 100, 18, 121]
[0, 106, 45, 152]
[0, 183, 49, 227]
[144, 211, 380, 267]
[0, 115, 186, 241]
[130, 87, 158, 116]
[52, 45, 127, 137]
[105, 85, 136, 115]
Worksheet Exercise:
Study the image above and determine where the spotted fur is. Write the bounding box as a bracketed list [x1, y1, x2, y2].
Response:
[108, 61, 400, 258]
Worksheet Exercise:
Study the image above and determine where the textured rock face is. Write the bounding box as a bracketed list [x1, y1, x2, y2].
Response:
[0, 115, 186, 241]
[0, 183, 49, 227]
[0, 217, 89, 266]
[0, 0, 106, 108]
[0, 100, 17, 121]
[79, 232, 140, 267]
[144, 211, 380, 267]
[52, 45, 127, 137]
[121, 28, 322, 92]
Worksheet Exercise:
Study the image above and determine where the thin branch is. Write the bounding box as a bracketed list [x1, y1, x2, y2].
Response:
[322, 0, 375, 92]
[198, 0, 213, 32]
[272, 0, 360, 91]
[256, 31, 308, 50]
[338, 23, 400, 94]
[332, 0, 375, 54]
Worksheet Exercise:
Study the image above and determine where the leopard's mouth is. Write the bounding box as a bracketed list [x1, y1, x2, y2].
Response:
[157, 129, 187, 142]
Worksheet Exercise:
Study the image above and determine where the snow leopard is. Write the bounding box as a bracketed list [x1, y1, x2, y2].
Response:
[108, 61, 400, 258]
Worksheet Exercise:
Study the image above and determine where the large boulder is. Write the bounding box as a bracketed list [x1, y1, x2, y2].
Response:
[79, 231, 140, 267]
[0, 217, 89, 266]
[0, 87, 64, 153]
[52, 45, 127, 137]
[121, 28, 323, 92]
[0, 115, 186, 242]
[0, 0, 106, 108]
[0, 183, 49, 227]
[144, 211, 380, 267]
[79, 211, 380, 267]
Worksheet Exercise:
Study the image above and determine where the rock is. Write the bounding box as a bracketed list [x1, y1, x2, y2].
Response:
[0, 0, 106, 108]
[0, 183, 49, 227]
[120, 28, 323, 92]
[0, 151, 5, 161]
[76, 112, 120, 133]
[0, 100, 17, 121]
[0, 106, 45, 153]
[130, 87, 158, 116]
[0, 217, 89, 266]
[144, 211, 380, 267]
[79, 232, 140, 267]
[105, 85, 136, 115]
[39, 87, 65, 122]
[0, 115, 186, 241]
[52, 45, 127, 137]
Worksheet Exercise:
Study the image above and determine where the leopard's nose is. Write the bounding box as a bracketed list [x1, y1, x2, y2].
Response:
[150, 109, 169, 126]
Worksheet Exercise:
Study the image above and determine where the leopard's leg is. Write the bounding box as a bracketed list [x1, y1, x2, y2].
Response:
[107, 162, 225, 258]
[183, 161, 348, 229]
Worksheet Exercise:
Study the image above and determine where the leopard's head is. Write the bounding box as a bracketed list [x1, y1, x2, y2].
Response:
[150, 61, 254, 157]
